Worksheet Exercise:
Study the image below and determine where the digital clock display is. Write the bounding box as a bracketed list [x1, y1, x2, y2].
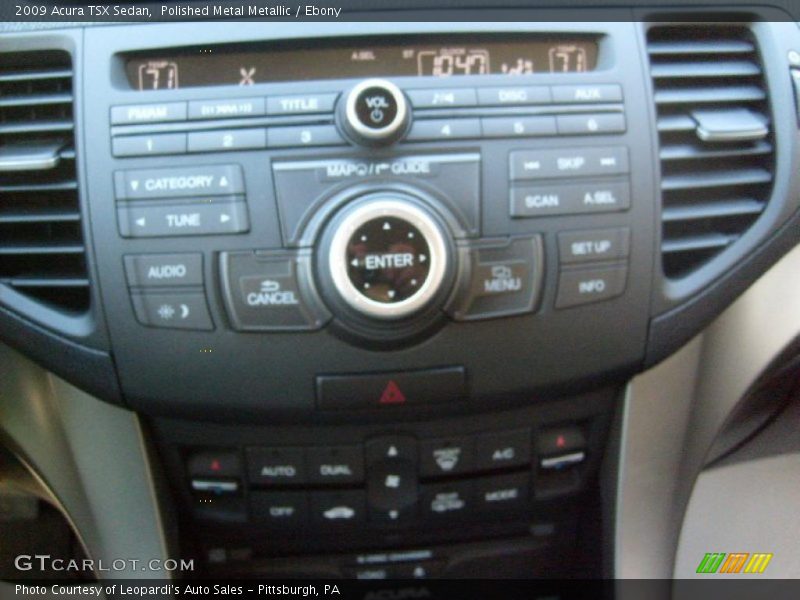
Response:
[125, 36, 598, 90]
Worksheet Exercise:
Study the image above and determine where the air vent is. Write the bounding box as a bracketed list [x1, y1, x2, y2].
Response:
[647, 24, 774, 278]
[0, 50, 89, 314]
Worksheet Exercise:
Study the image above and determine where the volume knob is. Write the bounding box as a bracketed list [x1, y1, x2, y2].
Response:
[340, 79, 409, 146]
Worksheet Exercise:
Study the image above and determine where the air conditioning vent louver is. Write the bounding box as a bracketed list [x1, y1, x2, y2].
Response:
[0, 50, 89, 314]
[647, 25, 775, 278]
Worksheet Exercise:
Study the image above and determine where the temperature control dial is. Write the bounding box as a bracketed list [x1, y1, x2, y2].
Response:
[327, 197, 449, 320]
[340, 79, 410, 146]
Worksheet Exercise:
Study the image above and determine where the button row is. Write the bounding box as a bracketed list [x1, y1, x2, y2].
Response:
[406, 113, 626, 143]
[250, 471, 530, 530]
[110, 93, 339, 125]
[407, 84, 623, 109]
[113, 124, 346, 157]
[247, 444, 365, 486]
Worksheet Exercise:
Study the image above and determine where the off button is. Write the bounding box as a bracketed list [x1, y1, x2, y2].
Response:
[342, 79, 409, 145]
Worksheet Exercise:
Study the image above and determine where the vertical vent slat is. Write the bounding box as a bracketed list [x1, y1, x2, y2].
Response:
[647, 24, 775, 279]
[0, 50, 89, 314]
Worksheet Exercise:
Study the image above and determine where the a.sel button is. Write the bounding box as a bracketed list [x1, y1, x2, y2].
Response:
[558, 228, 631, 265]
[510, 182, 630, 218]
[509, 146, 629, 181]
[475, 429, 531, 471]
[117, 201, 249, 238]
[246, 447, 306, 485]
[306, 445, 364, 484]
[555, 265, 628, 309]
[251, 491, 308, 528]
[114, 165, 244, 200]
[124, 253, 203, 288]
[130, 292, 213, 330]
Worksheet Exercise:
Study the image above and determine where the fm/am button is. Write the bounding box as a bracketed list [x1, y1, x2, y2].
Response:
[220, 251, 330, 331]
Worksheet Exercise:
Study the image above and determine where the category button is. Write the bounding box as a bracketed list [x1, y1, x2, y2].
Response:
[130, 292, 213, 330]
[555, 265, 628, 309]
[246, 447, 306, 485]
[111, 102, 187, 125]
[188, 98, 265, 120]
[115, 165, 245, 200]
[124, 253, 203, 288]
[558, 228, 631, 265]
[117, 201, 250, 238]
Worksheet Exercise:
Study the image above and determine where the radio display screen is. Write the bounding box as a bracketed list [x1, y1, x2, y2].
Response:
[124, 36, 599, 90]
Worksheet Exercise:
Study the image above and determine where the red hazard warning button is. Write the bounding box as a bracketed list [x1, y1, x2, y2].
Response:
[316, 367, 466, 410]
[379, 380, 406, 405]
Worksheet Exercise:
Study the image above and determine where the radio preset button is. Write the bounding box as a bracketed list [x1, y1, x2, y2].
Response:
[117, 200, 250, 237]
[342, 79, 409, 145]
[114, 165, 245, 200]
[555, 265, 628, 308]
[406, 118, 481, 141]
[509, 147, 629, 181]
[558, 228, 631, 265]
[481, 116, 557, 138]
[267, 125, 344, 148]
[556, 113, 627, 135]
[187, 128, 267, 152]
[112, 133, 187, 157]
[551, 84, 623, 104]
[130, 291, 213, 330]
[510, 182, 631, 218]
[477, 86, 551, 106]
[220, 251, 330, 332]
[406, 88, 477, 108]
[124, 253, 203, 288]
[188, 98, 265, 120]
[267, 93, 338, 115]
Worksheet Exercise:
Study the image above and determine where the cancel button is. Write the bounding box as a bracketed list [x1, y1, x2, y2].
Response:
[220, 250, 331, 331]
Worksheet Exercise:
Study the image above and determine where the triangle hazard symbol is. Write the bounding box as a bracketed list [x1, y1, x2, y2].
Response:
[379, 380, 406, 405]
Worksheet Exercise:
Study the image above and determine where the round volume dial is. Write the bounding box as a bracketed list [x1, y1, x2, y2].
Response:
[328, 198, 448, 319]
[341, 79, 409, 145]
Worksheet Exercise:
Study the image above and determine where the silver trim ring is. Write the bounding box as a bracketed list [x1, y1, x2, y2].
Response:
[345, 78, 408, 142]
[329, 198, 448, 320]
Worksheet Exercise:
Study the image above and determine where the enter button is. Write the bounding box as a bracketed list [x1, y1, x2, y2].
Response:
[558, 228, 630, 265]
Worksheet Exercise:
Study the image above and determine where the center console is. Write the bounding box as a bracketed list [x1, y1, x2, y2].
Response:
[2, 13, 798, 581]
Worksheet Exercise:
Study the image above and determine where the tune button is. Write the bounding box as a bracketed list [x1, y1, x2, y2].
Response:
[328, 198, 449, 320]
[342, 79, 409, 145]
